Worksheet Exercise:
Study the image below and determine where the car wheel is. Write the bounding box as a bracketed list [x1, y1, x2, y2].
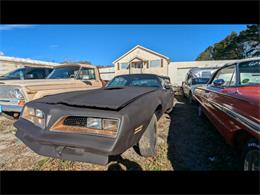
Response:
[243, 139, 260, 171]
[137, 114, 158, 157]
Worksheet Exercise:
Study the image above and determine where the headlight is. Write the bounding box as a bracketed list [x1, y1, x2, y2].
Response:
[87, 118, 102, 129]
[22, 106, 45, 129]
[10, 88, 24, 100]
[35, 109, 44, 118]
[103, 119, 118, 131]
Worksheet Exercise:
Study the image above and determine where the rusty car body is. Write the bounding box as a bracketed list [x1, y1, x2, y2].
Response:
[193, 58, 260, 170]
[15, 74, 175, 165]
[0, 63, 104, 119]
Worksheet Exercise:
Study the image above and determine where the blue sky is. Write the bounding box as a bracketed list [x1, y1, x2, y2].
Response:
[0, 25, 247, 65]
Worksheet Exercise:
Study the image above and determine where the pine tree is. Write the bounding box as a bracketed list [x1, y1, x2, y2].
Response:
[196, 25, 259, 60]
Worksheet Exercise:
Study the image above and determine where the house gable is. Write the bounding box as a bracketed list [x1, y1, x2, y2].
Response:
[113, 45, 170, 64]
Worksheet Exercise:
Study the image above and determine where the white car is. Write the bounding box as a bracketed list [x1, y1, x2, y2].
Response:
[182, 68, 217, 103]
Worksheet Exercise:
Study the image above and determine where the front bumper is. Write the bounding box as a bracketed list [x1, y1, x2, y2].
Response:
[0, 104, 23, 113]
[14, 101, 151, 165]
[0, 98, 24, 113]
[15, 118, 118, 165]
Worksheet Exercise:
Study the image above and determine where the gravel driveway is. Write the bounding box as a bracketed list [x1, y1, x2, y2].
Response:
[0, 95, 242, 170]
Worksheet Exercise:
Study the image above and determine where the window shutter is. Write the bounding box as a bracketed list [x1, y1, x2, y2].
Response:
[161, 59, 163, 67]
[146, 61, 149, 69]
[117, 63, 120, 70]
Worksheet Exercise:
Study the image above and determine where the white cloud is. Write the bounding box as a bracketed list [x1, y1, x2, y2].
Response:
[0, 25, 34, 31]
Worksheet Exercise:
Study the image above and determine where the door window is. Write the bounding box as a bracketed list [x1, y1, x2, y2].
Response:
[212, 65, 236, 87]
[239, 60, 260, 85]
[77, 67, 96, 80]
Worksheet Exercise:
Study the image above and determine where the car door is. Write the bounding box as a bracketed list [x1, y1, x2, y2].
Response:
[204, 64, 240, 140]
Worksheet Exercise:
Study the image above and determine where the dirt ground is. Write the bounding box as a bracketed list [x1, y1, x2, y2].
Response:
[0, 95, 242, 171]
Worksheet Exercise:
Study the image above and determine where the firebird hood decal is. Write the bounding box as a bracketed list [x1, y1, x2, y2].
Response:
[34, 87, 158, 110]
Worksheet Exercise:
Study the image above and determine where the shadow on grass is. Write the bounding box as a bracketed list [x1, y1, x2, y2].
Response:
[108, 155, 143, 171]
[166, 95, 242, 171]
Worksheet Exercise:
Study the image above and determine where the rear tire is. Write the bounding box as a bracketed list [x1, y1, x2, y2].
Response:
[243, 139, 260, 171]
[137, 114, 158, 157]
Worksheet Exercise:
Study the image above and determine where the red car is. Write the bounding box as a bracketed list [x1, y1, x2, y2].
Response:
[193, 58, 260, 171]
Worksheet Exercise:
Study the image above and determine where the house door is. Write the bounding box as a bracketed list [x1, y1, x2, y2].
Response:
[130, 61, 143, 74]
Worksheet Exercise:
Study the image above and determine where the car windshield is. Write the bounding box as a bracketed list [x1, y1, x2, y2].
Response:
[1, 68, 29, 79]
[106, 75, 162, 88]
[239, 60, 260, 85]
[192, 78, 210, 85]
[47, 66, 80, 79]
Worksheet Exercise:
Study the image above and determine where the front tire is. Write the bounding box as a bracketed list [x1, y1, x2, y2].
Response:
[137, 114, 158, 157]
[243, 139, 260, 171]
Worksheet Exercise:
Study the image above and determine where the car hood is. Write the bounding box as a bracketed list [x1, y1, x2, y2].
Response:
[0, 79, 73, 85]
[35, 87, 158, 110]
[0, 79, 88, 91]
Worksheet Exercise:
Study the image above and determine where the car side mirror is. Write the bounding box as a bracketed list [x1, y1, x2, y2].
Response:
[213, 79, 225, 87]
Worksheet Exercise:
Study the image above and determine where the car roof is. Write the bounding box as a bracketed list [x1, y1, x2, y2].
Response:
[222, 57, 260, 68]
[115, 73, 165, 79]
[24, 66, 53, 69]
[188, 67, 216, 75]
[55, 63, 96, 69]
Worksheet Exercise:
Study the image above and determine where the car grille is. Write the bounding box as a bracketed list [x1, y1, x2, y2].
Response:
[0, 86, 19, 99]
[51, 116, 118, 138]
[63, 116, 88, 127]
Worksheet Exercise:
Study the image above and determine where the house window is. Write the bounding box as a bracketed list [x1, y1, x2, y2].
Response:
[121, 63, 129, 69]
[149, 59, 161, 68]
